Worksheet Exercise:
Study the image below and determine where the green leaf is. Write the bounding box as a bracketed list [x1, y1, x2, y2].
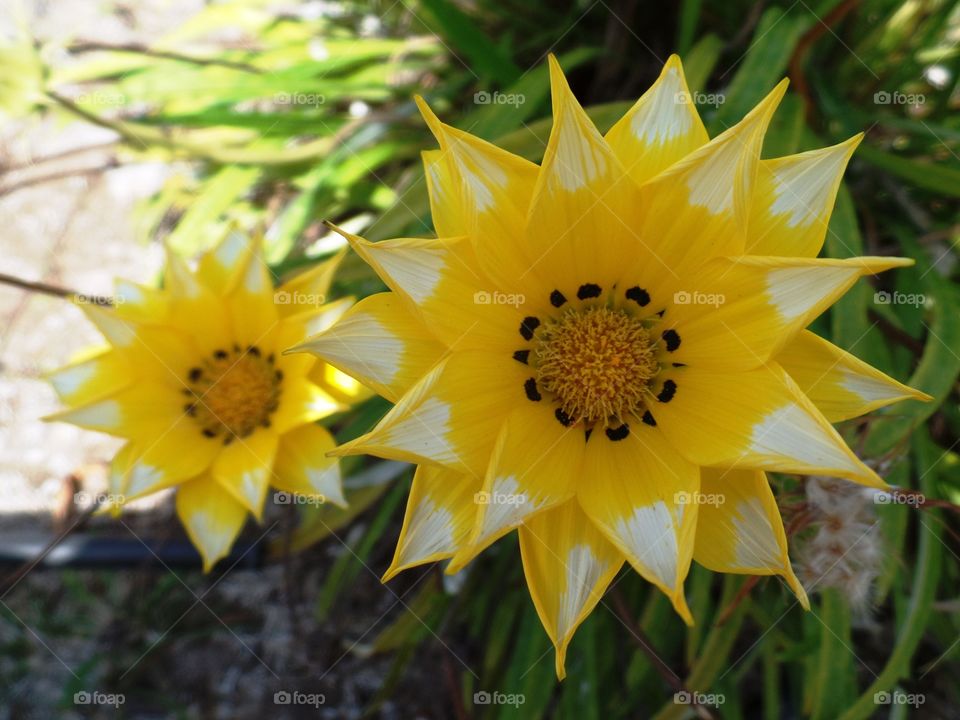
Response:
[857, 144, 960, 198]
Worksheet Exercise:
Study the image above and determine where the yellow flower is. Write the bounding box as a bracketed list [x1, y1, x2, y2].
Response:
[295, 55, 929, 677]
[46, 235, 360, 570]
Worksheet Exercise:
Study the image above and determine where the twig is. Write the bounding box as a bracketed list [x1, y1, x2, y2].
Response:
[1, 140, 119, 173]
[67, 40, 261, 73]
[866, 309, 926, 355]
[610, 589, 715, 720]
[0, 272, 113, 306]
[0, 499, 103, 598]
[0, 161, 120, 199]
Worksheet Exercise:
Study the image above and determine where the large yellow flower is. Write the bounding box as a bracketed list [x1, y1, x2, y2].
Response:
[297, 56, 929, 677]
[46, 235, 360, 570]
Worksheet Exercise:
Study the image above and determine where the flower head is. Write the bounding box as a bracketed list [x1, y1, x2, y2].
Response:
[296, 55, 929, 677]
[46, 235, 357, 570]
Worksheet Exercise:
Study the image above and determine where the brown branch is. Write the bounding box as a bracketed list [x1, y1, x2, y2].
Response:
[0, 161, 120, 199]
[610, 589, 715, 720]
[66, 40, 261, 73]
[0, 272, 113, 306]
[788, 0, 862, 120]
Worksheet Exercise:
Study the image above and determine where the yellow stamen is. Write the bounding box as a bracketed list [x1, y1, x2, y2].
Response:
[535, 307, 658, 425]
[186, 347, 281, 441]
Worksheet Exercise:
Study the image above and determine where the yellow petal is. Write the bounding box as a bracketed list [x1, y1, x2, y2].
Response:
[196, 230, 254, 294]
[577, 422, 698, 623]
[293, 292, 446, 403]
[416, 96, 540, 291]
[272, 423, 345, 507]
[176, 474, 248, 572]
[113, 279, 169, 322]
[694, 467, 808, 608]
[519, 500, 623, 679]
[271, 377, 343, 434]
[623, 81, 787, 303]
[383, 464, 480, 581]
[449, 398, 585, 572]
[122, 420, 223, 500]
[665, 255, 914, 372]
[747, 135, 862, 257]
[212, 428, 278, 519]
[311, 363, 376, 405]
[776, 330, 931, 422]
[332, 350, 525, 477]
[165, 248, 233, 356]
[651, 362, 885, 487]
[275, 248, 347, 317]
[45, 350, 131, 406]
[275, 297, 354, 379]
[45, 383, 181, 437]
[225, 243, 280, 343]
[524, 55, 638, 293]
[605, 54, 708, 185]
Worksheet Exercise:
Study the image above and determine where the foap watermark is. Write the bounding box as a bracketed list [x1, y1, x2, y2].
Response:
[274, 690, 326, 707]
[74, 491, 125, 506]
[873, 490, 925, 507]
[874, 690, 925, 708]
[874, 290, 926, 307]
[77, 90, 126, 106]
[274, 290, 325, 307]
[474, 691, 525, 707]
[673, 290, 725, 307]
[674, 691, 725, 707]
[674, 491, 725, 507]
[873, 90, 925, 106]
[274, 491, 326, 507]
[474, 491, 526, 507]
[473, 90, 525, 108]
[75, 293, 123, 306]
[473, 290, 525, 308]
[274, 92, 326, 106]
[674, 91, 725, 108]
[74, 691, 125, 708]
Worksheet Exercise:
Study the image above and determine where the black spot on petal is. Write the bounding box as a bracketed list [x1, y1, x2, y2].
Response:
[584, 427, 593, 442]
[662, 329, 681, 352]
[625, 286, 650, 307]
[213, 349, 228, 360]
[512, 349, 530, 365]
[657, 380, 677, 403]
[605, 423, 630, 441]
[550, 289, 567, 307]
[641, 411, 657, 426]
[188, 367, 203, 382]
[247, 345, 261, 357]
[520, 316, 540, 340]
[555, 408, 573, 427]
[202, 428, 218, 438]
[577, 283, 602, 300]
[524, 378, 541, 402]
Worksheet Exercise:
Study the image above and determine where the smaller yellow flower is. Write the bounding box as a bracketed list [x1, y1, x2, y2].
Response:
[46, 235, 358, 569]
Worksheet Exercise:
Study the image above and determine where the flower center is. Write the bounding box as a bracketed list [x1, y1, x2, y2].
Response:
[535, 307, 658, 426]
[184, 345, 282, 443]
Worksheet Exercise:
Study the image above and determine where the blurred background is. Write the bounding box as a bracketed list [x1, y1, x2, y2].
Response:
[1, 0, 959, 717]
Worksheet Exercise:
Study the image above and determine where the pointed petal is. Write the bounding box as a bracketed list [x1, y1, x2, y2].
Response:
[577, 423, 699, 622]
[605, 54, 708, 185]
[694, 467, 808, 607]
[449, 399, 585, 572]
[176, 474, 248, 572]
[271, 377, 343, 434]
[524, 55, 638, 292]
[665, 255, 915, 372]
[519, 500, 623, 679]
[212, 429, 278, 519]
[776, 330, 930, 422]
[293, 292, 446, 402]
[624, 81, 787, 301]
[45, 383, 181, 437]
[225, 243, 280, 343]
[747, 136, 862, 257]
[113, 279, 169, 322]
[46, 350, 131, 406]
[272, 423, 345, 507]
[331, 226, 537, 352]
[651, 362, 885, 487]
[123, 420, 223, 500]
[384, 464, 480, 581]
[417, 96, 540, 290]
[274, 297, 354, 379]
[196, 230, 254, 293]
[332, 350, 526, 477]
[275, 248, 347, 317]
